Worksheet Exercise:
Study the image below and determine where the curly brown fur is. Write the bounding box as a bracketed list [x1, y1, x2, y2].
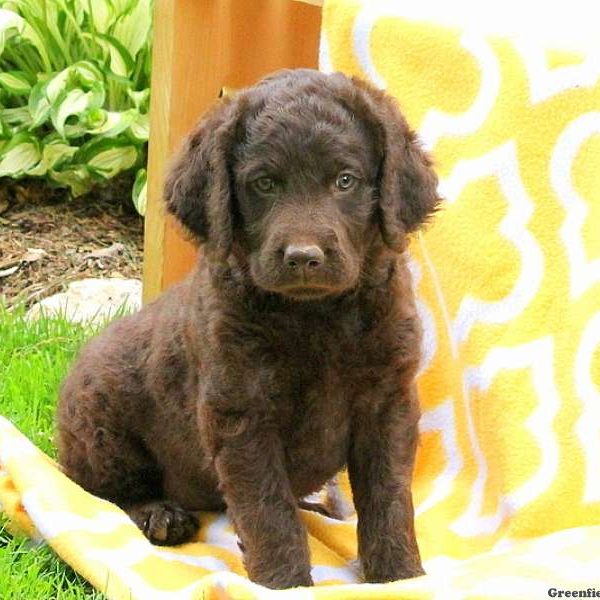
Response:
[57, 69, 441, 589]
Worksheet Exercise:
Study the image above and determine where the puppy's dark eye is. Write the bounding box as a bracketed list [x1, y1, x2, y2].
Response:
[335, 172, 357, 191]
[252, 176, 276, 194]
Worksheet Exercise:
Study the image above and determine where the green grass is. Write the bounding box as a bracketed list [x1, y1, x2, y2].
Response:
[0, 304, 106, 599]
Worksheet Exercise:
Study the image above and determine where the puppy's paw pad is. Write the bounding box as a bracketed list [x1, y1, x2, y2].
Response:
[133, 501, 199, 546]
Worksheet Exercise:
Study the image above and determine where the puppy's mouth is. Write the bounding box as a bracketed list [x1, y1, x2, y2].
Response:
[277, 285, 341, 301]
[249, 253, 358, 301]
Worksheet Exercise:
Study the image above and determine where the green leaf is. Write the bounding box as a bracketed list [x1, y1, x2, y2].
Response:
[0, 116, 9, 138]
[132, 167, 146, 215]
[43, 1, 74, 63]
[0, 131, 41, 177]
[1, 106, 33, 129]
[78, 137, 138, 178]
[50, 88, 86, 138]
[73, 61, 104, 87]
[112, 0, 152, 58]
[69, 0, 86, 27]
[92, 32, 135, 78]
[0, 70, 32, 95]
[127, 88, 149, 111]
[41, 136, 78, 170]
[28, 79, 51, 128]
[49, 81, 105, 138]
[49, 164, 92, 196]
[82, 0, 114, 34]
[83, 107, 106, 129]
[19, 11, 66, 70]
[21, 24, 54, 71]
[0, 8, 25, 33]
[104, 66, 133, 89]
[25, 157, 47, 176]
[112, 0, 136, 15]
[44, 62, 104, 103]
[63, 122, 88, 139]
[87, 108, 136, 137]
[88, 145, 137, 178]
[142, 38, 152, 80]
[128, 111, 148, 141]
[44, 68, 71, 103]
[54, 89, 89, 137]
[0, 8, 25, 57]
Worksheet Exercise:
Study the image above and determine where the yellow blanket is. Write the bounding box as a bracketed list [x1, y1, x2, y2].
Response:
[2, 1, 600, 597]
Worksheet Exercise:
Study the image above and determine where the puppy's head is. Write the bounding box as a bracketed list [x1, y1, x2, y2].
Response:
[165, 69, 441, 300]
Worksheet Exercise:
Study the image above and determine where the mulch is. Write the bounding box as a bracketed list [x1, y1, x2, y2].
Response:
[0, 177, 144, 310]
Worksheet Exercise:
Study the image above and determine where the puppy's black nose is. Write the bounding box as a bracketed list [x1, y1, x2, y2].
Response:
[283, 245, 325, 270]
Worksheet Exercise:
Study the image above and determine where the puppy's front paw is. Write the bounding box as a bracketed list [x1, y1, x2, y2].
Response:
[128, 500, 199, 545]
[362, 558, 425, 583]
[360, 542, 425, 583]
[241, 545, 314, 588]
[250, 566, 314, 590]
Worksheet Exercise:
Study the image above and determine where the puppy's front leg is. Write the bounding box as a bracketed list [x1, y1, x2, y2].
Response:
[349, 385, 424, 583]
[203, 405, 313, 589]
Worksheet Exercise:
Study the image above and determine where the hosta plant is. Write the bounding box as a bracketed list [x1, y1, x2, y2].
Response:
[0, 0, 151, 214]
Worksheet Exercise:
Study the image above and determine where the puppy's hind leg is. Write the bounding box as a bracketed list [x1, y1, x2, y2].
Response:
[58, 425, 198, 546]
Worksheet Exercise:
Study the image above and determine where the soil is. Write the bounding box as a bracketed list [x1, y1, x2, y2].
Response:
[0, 177, 144, 309]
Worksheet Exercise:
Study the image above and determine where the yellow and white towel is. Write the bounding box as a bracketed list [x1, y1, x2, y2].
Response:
[2, 415, 600, 599]
[2, 1, 600, 597]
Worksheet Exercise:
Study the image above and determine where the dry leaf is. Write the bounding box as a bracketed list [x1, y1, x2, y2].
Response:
[22, 248, 47, 263]
[85, 243, 125, 260]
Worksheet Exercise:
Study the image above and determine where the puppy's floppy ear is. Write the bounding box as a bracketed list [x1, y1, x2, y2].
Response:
[164, 96, 244, 262]
[342, 76, 442, 249]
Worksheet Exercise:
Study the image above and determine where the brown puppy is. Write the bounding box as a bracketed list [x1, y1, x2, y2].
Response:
[57, 69, 441, 589]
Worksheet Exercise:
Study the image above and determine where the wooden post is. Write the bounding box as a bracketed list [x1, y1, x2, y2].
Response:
[143, 0, 322, 303]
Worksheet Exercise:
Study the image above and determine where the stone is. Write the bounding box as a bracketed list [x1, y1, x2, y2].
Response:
[26, 278, 142, 325]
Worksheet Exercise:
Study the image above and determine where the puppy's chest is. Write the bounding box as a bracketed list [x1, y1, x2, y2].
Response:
[267, 309, 390, 405]
[267, 322, 373, 474]
[272, 359, 351, 495]
[273, 359, 349, 433]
